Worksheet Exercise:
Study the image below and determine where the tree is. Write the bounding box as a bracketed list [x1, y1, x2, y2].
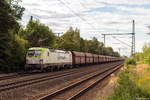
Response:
[0, 0, 27, 72]
[103, 47, 114, 56]
[80, 38, 86, 52]
[112, 51, 120, 57]
[5, 0, 25, 20]
[89, 37, 101, 54]
[0, 0, 18, 71]
[5, 0, 25, 33]
[57, 27, 81, 51]
[20, 19, 55, 47]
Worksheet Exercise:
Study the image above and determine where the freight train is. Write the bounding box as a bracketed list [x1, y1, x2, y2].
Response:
[25, 47, 124, 71]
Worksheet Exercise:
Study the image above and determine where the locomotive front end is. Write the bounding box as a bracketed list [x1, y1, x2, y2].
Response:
[25, 47, 45, 70]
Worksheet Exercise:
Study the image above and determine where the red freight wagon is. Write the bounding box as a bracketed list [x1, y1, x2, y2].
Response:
[71, 51, 86, 66]
[93, 54, 99, 64]
[85, 53, 93, 64]
[105, 56, 109, 62]
[100, 55, 105, 63]
[107, 56, 110, 62]
[98, 55, 103, 63]
[103, 56, 107, 63]
[111, 57, 114, 62]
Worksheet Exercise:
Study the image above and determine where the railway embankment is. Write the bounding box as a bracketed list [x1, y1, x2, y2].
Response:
[108, 64, 150, 100]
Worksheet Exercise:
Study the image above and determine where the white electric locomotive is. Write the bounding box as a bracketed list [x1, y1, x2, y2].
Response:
[25, 47, 72, 71]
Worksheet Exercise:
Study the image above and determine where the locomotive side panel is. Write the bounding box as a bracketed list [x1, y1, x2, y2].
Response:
[48, 50, 72, 66]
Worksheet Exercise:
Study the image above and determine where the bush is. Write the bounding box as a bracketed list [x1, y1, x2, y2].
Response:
[109, 69, 150, 100]
[125, 58, 136, 66]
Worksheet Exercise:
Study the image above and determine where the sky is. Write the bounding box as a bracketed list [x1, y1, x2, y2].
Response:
[19, 0, 150, 56]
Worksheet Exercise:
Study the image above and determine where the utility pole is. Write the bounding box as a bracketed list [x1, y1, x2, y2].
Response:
[102, 34, 106, 46]
[131, 20, 135, 56]
[101, 34, 106, 55]
[30, 16, 33, 21]
[101, 20, 136, 56]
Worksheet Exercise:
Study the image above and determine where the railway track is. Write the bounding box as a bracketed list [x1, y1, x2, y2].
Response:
[0, 62, 116, 82]
[0, 69, 79, 81]
[0, 73, 33, 81]
[37, 63, 123, 100]
[0, 62, 121, 93]
[0, 68, 80, 82]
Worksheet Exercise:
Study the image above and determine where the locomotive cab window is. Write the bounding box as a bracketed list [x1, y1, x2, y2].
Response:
[27, 50, 41, 57]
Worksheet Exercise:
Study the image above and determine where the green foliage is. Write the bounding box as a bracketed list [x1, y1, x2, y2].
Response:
[109, 69, 150, 100]
[125, 58, 136, 66]
[20, 19, 55, 47]
[112, 51, 120, 57]
[133, 44, 150, 65]
[11, 35, 29, 70]
[142, 44, 150, 65]
[133, 52, 143, 63]
[0, 0, 27, 72]
[0, 0, 19, 31]
[5, 0, 25, 20]
[0, 0, 18, 71]
[55, 27, 81, 51]
[136, 66, 150, 95]
[103, 47, 120, 57]
[84, 37, 102, 54]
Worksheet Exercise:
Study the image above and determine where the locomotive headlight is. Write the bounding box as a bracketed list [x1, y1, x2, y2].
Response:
[39, 59, 43, 64]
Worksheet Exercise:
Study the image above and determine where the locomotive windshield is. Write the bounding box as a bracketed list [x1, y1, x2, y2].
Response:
[27, 50, 41, 57]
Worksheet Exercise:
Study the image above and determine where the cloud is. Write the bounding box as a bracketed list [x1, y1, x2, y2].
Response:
[19, 0, 150, 56]
[103, 0, 150, 5]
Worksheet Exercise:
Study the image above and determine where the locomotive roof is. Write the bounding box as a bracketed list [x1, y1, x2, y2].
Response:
[29, 47, 70, 53]
[29, 47, 48, 50]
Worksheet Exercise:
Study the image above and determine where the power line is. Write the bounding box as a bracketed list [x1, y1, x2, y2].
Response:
[111, 36, 131, 47]
[57, 0, 96, 29]
[106, 35, 131, 48]
[78, 1, 99, 25]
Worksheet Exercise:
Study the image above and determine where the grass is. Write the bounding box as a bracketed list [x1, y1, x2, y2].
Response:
[109, 64, 150, 100]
